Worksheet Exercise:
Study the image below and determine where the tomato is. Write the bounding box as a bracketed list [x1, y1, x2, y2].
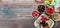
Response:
[46, 8, 54, 15]
[32, 10, 39, 17]
[41, 16, 48, 21]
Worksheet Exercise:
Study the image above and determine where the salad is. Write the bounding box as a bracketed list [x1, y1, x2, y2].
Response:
[34, 14, 54, 28]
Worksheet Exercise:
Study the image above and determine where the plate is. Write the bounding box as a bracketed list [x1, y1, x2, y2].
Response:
[34, 14, 54, 28]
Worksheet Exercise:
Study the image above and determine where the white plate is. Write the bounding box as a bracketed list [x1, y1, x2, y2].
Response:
[34, 14, 54, 28]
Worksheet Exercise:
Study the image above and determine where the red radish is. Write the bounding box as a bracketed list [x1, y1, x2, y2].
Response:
[32, 10, 39, 17]
[46, 8, 54, 15]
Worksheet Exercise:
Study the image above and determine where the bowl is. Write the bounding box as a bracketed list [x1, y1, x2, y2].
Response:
[52, 13, 60, 21]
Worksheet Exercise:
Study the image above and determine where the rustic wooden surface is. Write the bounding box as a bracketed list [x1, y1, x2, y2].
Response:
[0, 0, 59, 28]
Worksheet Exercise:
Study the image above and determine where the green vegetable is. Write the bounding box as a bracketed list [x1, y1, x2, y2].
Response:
[45, 1, 50, 5]
[47, 20, 52, 27]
